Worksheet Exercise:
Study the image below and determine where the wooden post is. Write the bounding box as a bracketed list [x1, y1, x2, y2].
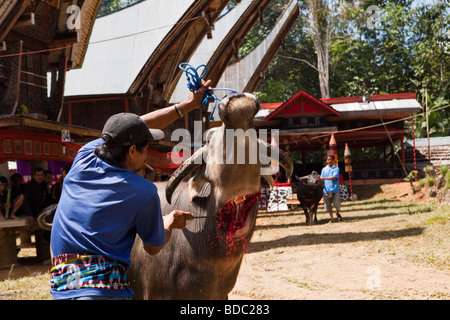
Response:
[124, 97, 130, 113]
[425, 88, 431, 163]
[68, 102, 72, 125]
[0, 229, 18, 267]
[34, 229, 50, 260]
[321, 137, 328, 166]
[391, 141, 395, 166]
[401, 136, 406, 169]
[10, 40, 23, 115]
[302, 151, 307, 173]
[56, 54, 69, 122]
[271, 132, 280, 175]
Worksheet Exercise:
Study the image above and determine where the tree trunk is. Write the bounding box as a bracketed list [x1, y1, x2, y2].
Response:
[316, 40, 330, 99]
[308, 0, 330, 99]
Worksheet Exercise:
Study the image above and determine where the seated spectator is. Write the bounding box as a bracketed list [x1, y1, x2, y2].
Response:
[24, 167, 55, 259]
[0, 176, 9, 220]
[10, 173, 26, 217]
[11, 173, 25, 194]
[0, 176, 24, 220]
[44, 169, 54, 193]
[24, 167, 54, 223]
[51, 166, 70, 202]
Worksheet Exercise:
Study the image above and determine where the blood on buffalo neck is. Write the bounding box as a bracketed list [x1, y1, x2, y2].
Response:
[217, 192, 260, 254]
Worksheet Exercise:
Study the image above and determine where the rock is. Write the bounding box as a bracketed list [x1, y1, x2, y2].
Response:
[437, 176, 446, 189]
[429, 189, 437, 197]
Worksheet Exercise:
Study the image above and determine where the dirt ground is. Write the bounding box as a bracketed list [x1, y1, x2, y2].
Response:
[1, 182, 449, 300]
[228, 182, 449, 300]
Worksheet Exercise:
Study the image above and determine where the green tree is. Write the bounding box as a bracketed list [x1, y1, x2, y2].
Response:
[410, 1, 450, 96]
[410, 89, 450, 139]
[249, 0, 450, 137]
[239, 0, 322, 102]
[328, 0, 416, 96]
[257, 23, 321, 102]
[97, 0, 143, 17]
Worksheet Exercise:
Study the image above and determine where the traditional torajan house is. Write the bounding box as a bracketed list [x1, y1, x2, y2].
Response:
[171, 0, 299, 133]
[212, 0, 299, 97]
[0, 117, 100, 181]
[0, 0, 102, 180]
[1, 0, 101, 119]
[62, 0, 233, 134]
[170, 0, 274, 118]
[256, 90, 422, 182]
[0, 0, 102, 266]
[62, 0, 287, 173]
[60, 0, 237, 174]
[324, 92, 422, 180]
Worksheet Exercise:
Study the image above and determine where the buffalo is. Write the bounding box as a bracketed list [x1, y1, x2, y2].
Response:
[295, 171, 323, 225]
[127, 93, 293, 299]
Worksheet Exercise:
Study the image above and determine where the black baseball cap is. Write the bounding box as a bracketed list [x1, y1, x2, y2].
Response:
[102, 113, 164, 147]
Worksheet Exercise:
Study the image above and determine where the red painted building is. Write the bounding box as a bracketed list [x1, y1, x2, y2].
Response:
[253, 90, 422, 180]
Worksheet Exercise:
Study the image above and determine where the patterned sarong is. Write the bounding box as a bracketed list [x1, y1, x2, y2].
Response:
[50, 253, 130, 292]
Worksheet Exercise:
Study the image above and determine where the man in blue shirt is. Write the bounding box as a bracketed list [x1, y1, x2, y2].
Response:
[50, 81, 211, 300]
[319, 155, 343, 223]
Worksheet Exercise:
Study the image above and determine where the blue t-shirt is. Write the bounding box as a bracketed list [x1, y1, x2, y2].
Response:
[321, 165, 340, 194]
[50, 138, 165, 299]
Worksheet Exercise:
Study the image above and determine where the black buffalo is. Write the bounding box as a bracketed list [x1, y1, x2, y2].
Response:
[127, 181, 260, 299]
[127, 93, 293, 299]
[296, 171, 323, 225]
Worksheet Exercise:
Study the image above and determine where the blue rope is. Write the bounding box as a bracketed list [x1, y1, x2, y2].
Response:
[178, 63, 237, 120]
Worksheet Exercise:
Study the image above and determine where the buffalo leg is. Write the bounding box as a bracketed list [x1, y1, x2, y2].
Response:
[302, 207, 310, 225]
[308, 211, 314, 226]
[311, 204, 318, 224]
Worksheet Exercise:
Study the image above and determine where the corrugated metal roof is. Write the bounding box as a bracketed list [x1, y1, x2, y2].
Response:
[211, 0, 299, 120]
[0, 0, 18, 24]
[255, 108, 271, 119]
[70, 0, 102, 69]
[0, 0, 28, 42]
[330, 99, 422, 117]
[169, 1, 253, 104]
[64, 0, 195, 97]
[215, 0, 299, 95]
[406, 136, 450, 148]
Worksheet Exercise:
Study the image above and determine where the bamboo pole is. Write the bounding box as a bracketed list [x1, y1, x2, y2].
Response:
[425, 88, 431, 163]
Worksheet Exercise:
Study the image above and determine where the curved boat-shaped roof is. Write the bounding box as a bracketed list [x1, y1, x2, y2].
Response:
[214, 0, 299, 109]
[64, 0, 230, 102]
[170, 0, 258, 104]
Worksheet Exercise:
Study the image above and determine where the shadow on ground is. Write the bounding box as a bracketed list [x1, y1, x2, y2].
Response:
[248, 227, 424, 253]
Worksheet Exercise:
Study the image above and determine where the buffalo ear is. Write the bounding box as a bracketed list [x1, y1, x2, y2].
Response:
[166, 146, 207, 204]
[187, 177, 211, 202]
[187, 162, 211, 202]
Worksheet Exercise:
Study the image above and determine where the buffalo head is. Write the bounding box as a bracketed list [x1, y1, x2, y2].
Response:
[295, 171, 321, 187]
[166, 93, 293, 239]
[129, 94, 293, 299]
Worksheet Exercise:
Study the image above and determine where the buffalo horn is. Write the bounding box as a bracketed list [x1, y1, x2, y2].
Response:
[258, 140, 293, 178]
[262, 175, 274, 188]
[36, 203, 58, 231]
[165, 146, 207, 204]
[295, 174, 309, 182]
